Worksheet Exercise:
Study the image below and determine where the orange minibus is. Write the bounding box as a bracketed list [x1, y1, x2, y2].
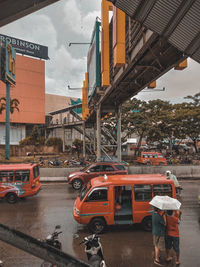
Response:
[136, 152, 167, 165]
[73, 174, 176, 233]
[0, 163, 42, 203]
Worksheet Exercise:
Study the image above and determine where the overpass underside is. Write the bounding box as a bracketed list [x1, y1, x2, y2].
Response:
[89, 22, 185, 117]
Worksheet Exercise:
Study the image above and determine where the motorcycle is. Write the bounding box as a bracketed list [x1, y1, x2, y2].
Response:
[48, 158, 63, 167]
[79, 234, 106, 267]
[39, 157, 45, 167]
[41, 225, 62, 267]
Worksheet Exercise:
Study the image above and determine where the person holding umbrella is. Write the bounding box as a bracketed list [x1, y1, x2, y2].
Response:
[150, 195, 182, 266]
[151, 206, 166, 266]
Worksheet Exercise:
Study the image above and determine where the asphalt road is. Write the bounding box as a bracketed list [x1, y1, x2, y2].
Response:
[0, 181, 200, 267]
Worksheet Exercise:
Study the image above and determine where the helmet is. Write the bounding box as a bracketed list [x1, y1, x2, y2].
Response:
[165, 170, 171, 176]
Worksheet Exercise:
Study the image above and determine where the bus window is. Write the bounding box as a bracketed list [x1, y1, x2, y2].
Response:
[153, 184, 172, 197]
[33, 165, 40, 179]
[134, 184, 152, 201]
[0, 171, 13, 182]
[15, 170, 30, 182]
[86, 188, 108, 202]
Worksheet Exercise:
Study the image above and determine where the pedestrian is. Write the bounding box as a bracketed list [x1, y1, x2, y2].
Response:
[165, 210, 182, 265]
[165, 170, 182, 195]
[152, 206, 166, 266]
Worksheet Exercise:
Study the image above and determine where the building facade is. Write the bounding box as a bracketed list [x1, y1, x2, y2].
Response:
[0, 54, 45, 144]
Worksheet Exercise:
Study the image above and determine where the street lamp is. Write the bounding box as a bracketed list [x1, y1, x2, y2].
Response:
[143, 87, 165, 92]
[67, 85, 82, 90]
[68, 42, 91, 47]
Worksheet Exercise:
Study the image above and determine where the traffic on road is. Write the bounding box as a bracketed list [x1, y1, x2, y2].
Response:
[0, 180, 200, 267]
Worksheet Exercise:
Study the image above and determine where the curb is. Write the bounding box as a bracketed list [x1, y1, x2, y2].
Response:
[40, 177, 67, 182]
[40, 176, 200, 183]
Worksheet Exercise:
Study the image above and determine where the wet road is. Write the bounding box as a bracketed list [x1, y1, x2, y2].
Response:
[0, 180, 200, 267]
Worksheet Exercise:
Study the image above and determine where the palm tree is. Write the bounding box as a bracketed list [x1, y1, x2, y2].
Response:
[0, 97, 20, 114]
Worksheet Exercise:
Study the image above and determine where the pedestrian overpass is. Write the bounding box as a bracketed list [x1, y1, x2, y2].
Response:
[45, 0, 200, 162]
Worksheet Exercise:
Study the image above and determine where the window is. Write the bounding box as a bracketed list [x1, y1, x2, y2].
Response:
[80, 183, 92, 201]
[152, 154, 157, 158]
[33, 165, 39, 179]
[102, 165, 114, 171]
[88, 165, 102, 172]
[134, 184, 152, 201]
[158, 154, 164, 158]
[0, 171, 14, 182]
[153, 184, 172, 197]
[15, 170, 30, 182]
[115, 165, 125, 170]
[86, 188, 108, 202]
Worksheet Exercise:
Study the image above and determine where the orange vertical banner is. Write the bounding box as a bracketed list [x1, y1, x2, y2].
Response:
[101, 0, 112, 87]
[113, 6, 125, 68]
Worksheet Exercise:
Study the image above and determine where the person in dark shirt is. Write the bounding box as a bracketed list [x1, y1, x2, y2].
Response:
[152, 207, 166, 266]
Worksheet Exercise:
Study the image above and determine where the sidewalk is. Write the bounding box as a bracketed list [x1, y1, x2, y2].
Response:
[40, 177, 67, 182]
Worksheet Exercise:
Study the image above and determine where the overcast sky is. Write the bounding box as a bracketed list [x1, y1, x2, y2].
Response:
[0, 0, 200, 103]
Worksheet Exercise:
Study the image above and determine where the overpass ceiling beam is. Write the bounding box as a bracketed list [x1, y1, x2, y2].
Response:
[136, 65, 161, 73]
[163, 0, 196, 38]
[133, 0, 156, 24]
[185, 31, 200, 56]
[0, 0, 59, 27]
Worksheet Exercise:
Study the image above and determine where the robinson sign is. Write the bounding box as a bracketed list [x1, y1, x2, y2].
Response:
[0, 34, 48, 60]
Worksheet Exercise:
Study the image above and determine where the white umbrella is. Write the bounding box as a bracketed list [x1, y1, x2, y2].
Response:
[149, 195, 181, 210]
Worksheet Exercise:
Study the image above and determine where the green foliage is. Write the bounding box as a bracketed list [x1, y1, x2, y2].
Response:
[121, 94, 200, 152]
[19, 126, 45, 146]
[46, 137, 63, 151]
[73, 139, 83, 151]
[19, 136, 34, 145]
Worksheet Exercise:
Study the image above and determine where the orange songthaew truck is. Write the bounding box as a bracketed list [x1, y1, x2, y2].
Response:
[73, 174, 176, 233]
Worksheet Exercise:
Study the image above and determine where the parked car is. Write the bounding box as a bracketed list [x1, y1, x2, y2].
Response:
[67, 162, 128, 190]
[100, 156, 129, 166]
[136, 151, 167, 166]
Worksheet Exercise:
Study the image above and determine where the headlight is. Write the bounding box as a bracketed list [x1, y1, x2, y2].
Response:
[69, 173, 75, 178]
[74, 200, 80, 215]
[76, 208, 80, 215]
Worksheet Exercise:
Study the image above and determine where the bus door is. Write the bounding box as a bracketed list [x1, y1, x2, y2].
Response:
[132, 184, 152, 224]
[114, 185, 133, 225]
[14, 169, 30, 196]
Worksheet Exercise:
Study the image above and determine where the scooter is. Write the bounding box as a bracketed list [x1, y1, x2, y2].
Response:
[79, 234, 106, 267]
[48, 158, 63, 167]
[40, 225, 62, 267]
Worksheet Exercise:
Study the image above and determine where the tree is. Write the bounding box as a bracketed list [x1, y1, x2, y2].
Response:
[73, 139, 83, 158]
[176, 93, 200, 153]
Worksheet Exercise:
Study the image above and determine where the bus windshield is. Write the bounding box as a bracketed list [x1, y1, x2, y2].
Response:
[80, 182, 92, 201]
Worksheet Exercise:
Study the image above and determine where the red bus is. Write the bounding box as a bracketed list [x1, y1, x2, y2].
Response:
[0, 163, 42, 203]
